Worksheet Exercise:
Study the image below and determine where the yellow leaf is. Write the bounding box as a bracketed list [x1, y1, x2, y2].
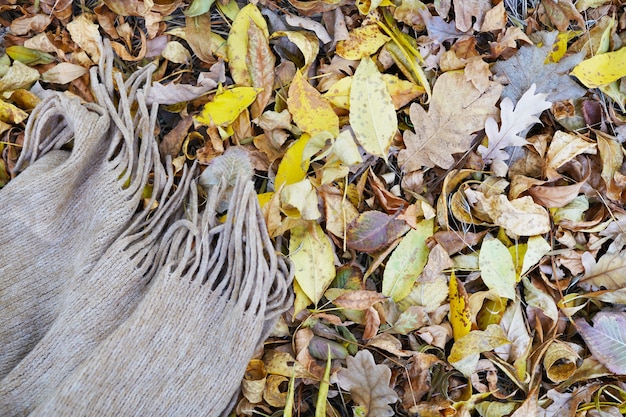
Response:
[226, 3, 269, 86]
[382, 218, 433, 302]
[0, 99, 28, 124]
[544, 32, 574, 64]
[275, 134, 311, 189]
[571, 47, 626, 88]
[257, 191, 274, 208]
[161, 41, 191, 64]
[596, 130, 624, 201]
[479, 237, 517, 300]
[448, 324, 510, 377]
[0, 60, 40, 95]
[349, 57, 397, 161]
[194, 86, 261, 127]
[280, 178, 321, 220]
[289, 222, 336, 305]
[324, 74, 424, 110]
[449, 271, 471, 341]
[292, 280, 313, 318]
[287, 71, 339, 136]
[336, 25, 390, 60]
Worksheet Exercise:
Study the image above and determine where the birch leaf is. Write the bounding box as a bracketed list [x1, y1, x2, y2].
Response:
[349, 57, 397, 161]
[575, 312, 626, 375]
[479, 84, 552, 163]
[335, 350, 399, 417]
[289, 222, 336, 305]
[479, 237, 517, 300]
[398, 71, 502, 171]
[288, 70, 339, 136]
[382, 218, 433, 302]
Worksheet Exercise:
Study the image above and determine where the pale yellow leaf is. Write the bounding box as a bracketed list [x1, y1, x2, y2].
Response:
[41, 63, 88, 84]
[448, 324, 510, 377]
[382, 218, 433, 302]
[0, 60, 40, 95]
[161, 41, 191, 64]
[479, 237, 517, 300]
[349, 57, 397, 161]
[66, 14, 101, 62]
[289, 222, 336, 304]
[280, 178, 321, 220]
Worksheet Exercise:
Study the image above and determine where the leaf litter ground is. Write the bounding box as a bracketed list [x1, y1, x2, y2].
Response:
[2, 0, 626, 415]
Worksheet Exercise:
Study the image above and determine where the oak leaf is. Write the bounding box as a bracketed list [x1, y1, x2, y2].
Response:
[335, 350, 399, 417]
[398, 71, 502, 171]
[479, 84, 551, 163]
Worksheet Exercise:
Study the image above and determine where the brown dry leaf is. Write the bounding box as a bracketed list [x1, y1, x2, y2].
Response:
[540, 0, 585, 32]
[333, 290, 387, 310]
[595, 130, 624, 201]
[545, 131, 597, 180]
[335, 350, 399, 417]
[346, 211, 410, 253]
[0, 99, 28, 124]
[543, 341, 581, 383]
[10, 14, 53, 36]
[247, 21, 275, 119]
[66, 14, 101, 63]
[453, 0, 492, 32]
[398, 71, 502, 171]
[579, 251, 626, 291]
[480, 2, 507, 32]
[465, 190, 551, 237]
[185, 14, 216, 64]
[448, 324, 510, 377]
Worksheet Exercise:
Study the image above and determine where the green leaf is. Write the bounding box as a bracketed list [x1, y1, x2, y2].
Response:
[479, 237, 517, 299]
[382, 218, 433, 302]
[349, 57, 397, 161]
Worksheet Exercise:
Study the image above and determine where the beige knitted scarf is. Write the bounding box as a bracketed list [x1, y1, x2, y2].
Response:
[0, 40, 293, 416]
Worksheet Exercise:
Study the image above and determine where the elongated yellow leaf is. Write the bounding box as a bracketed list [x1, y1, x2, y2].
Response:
[194, 86, 261, 127]
[382, 218, 433, 302]
[349, 57, 397, 161]
[479, 237, 517, 300]
[571, 47, 626, 88]
[287, 71, 339, 136]
[290, 222, 336, 304]
[275, 133, 311, 190]
[449, 271, 471, 341]
[226, 3, 269, 86]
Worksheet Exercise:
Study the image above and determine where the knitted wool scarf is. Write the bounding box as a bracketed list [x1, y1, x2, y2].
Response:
[0, 39, 293, 416]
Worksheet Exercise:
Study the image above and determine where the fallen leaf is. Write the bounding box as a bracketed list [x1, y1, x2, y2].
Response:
[382, 218, 433, 302]
[398, 71, 502, 171]
[275, 134, 311, 190]
[0, 60, 40, 94]
[391, 305, 429, 335]
[448, 324, 510, 377]
[247, 20, 275, 119]
[226, 3, 268, 86]
[289, 222, 336, 305]
[41, 63, 88, 84]
[453, 0, 492, 32]
[579, 251, 626, 291]
[336, 25, 389, 60]
[349, 57, 397, 161]
[449, 271, 471, 341]
[333, 290, 387, 310]
[479, 237, 517, 300]
[595, 130, 624, 201]
[479, 84, 552, 163]
[287, 70, 339, 136]
[575, 312, 626, 375]
[66, 14, 101, 62]
[543, 340, 580, 383]
[346, 211, 410, 253]
[195, 86, 261, 130]
[335, 350, 399, 417]
[492, 31, 585, 104]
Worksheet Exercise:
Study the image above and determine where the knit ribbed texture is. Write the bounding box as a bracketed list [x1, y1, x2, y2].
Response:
[28, 148, 293, 416]
[0, 40, 155, 377]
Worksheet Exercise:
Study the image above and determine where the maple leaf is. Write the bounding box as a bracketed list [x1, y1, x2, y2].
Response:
[335, 350, 399, 417]
[398, 71, 502, 171]
[492, 31, 585, 105]
[479, 84, 552, 163]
